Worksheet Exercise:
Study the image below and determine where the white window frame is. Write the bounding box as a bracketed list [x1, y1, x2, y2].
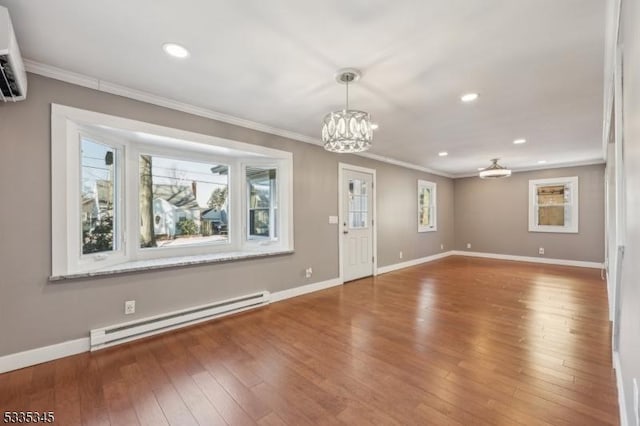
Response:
[528, 176, 579, 233]
[51, 104, 293, 277]
[244, 163, 280, 243]
[417, 180, 437, 232]
[129, 144, 235, 261]
[75, 129, 127, 271]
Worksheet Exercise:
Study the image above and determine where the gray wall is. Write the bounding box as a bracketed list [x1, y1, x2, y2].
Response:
[618, 0, 640, 420]
[0, 74, 454, 356]
[454, 165, 605, 263]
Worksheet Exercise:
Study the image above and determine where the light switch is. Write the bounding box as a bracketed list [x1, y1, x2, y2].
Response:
[329, 215, 339, 224]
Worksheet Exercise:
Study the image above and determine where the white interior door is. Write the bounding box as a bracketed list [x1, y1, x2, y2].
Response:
[341, 168, 374, 282]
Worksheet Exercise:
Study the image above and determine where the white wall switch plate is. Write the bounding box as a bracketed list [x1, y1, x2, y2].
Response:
[399, 251, 403, 259]
[328, 215, 339, 224]
[466, 243, 471, 249]
[440, 244, 444, 250]
[539, 247, 545, 255]
[124, 300, 136, 315]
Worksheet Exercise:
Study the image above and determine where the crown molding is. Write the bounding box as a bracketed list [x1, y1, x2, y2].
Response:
[24, 59, 320, 145]
[24, 59, 455, 178]
[356, 151, 453, 178]
[23, 59, 601, 180]
[453, 159, 606, 179]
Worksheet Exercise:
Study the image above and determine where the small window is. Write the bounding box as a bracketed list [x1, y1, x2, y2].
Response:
[348, 179, 368, 229]
[529, 177, 579, 233]
[247, 167, 278, 240]
[139, 154, 229, 248]
[418, 180, 437, 232]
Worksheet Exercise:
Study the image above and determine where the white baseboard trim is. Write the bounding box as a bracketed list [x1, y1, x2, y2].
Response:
[614, 352, 629, 426]
[451, 250, 604, 269]
[0, 338, 89, 374]
[0, 278, 344, 374]
[271, 277, 343, 303]
[376, 251, 454, 275]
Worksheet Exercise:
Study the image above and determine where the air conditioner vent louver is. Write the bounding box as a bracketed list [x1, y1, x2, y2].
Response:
[0, 6, 27, 102]
[1, 54, 23, 99]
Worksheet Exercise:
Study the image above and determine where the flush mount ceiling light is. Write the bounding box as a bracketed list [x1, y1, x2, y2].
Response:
[461, 93, 479, 103]
[513, 138, 527, 145]
[162, 42, 190, 58]
[479, 158, 512, 179]
[322, 68, 373, 153]
[438, 151, 449, 157]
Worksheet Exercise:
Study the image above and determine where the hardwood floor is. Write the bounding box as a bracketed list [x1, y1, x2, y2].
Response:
[0, 256, 619, 425]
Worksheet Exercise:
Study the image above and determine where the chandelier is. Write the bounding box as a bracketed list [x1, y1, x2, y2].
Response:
[322, 69, 373, 153]
[479, 158, 512, 179]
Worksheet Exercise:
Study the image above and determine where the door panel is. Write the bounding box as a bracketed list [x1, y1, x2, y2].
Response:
[342, 169, 373, 282]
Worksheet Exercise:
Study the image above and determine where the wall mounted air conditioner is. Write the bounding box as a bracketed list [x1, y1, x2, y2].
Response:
[0, 6, 27, 102]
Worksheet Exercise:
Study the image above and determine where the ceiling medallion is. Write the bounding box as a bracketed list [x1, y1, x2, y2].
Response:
[322, 68, 373, 153]
[479, 158, 512, 179]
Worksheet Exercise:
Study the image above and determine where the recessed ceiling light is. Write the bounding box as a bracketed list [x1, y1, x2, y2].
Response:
[438, 151, 448, 157]
[538, 160, 547, 164]
[370, 123, 379, 130]
[162, 43, 190, 58]
[461, 93, 479, 103]
[513, 138, 527, 145]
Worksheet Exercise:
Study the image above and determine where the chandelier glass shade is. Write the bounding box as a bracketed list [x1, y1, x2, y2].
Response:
[322, 69, 373, 153]
[479, 158, 512, 179]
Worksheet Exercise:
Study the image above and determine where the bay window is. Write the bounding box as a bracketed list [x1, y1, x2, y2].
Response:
[51, 104, 293, 278]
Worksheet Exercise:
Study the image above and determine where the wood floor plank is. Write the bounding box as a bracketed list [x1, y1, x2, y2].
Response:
[120, 362, 169, 426]
[0, 257, 619, 425]
[192, 370, 255, 426]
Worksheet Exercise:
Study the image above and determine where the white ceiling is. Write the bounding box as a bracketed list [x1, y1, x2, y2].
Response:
[0, 0, 606, 176]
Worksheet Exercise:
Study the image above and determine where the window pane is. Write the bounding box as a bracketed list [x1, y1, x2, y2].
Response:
[419, 187, 431, 227]
[536, 184, 567, 226]
[348, 178, 368, 229]
[247, 167, 277, 239]
[537, 185, 565, 205]
[538, 206, 565, 226]
[139, 155, 229, 248]
[81, 138, 117, 255]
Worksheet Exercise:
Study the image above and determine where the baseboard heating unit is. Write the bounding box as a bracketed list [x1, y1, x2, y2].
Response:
[90, 291, 270, 351]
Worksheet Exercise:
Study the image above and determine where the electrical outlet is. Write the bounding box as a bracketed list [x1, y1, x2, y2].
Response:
[634, 378, 639, 426]
[399, 251, 403, 259]
[539, 247, 545, 255]
[124, 300, 136, 315]
[466, 243, 471, 249]
[305, 267, 313, 278]
[440, 244, 444, 250]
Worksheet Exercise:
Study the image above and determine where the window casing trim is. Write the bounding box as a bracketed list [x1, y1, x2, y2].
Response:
[51, 104, 294, 277]
[528, 176, 579, 233]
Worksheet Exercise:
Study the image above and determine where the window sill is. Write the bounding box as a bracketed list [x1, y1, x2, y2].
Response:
[49, 249, 294, 282]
